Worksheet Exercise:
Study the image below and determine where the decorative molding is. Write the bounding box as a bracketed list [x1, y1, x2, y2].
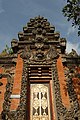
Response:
[0, 74, 14, 120]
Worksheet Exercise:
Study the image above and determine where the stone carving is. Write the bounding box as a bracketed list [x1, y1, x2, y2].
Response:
[20, 47, 31, 60]
[63, 64, 80, 119]
[30, 84, 51, 120]
[36, 51, 44, 60]
[47, 47, 59, 60]
[68, 49, 78, 57]
[0, 73, 14, 120]
[20, 33, 59, 64]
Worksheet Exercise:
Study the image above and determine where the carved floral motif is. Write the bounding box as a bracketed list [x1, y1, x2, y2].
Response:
[30, 84, 51, 120]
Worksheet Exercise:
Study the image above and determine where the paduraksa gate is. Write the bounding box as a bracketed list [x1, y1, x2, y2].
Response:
[0, 16, 80, 120]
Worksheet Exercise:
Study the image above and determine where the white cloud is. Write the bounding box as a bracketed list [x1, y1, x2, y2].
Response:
[67, 26, 76, 36]
[66, 41, 80, 54]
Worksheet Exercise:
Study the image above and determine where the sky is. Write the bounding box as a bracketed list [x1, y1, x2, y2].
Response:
[0, 0, 80, 54]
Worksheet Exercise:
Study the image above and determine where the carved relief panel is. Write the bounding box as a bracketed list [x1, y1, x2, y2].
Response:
[30, 83, 51, 120]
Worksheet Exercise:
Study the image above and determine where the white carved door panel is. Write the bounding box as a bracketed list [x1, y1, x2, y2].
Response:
[30, 83, 51, 120]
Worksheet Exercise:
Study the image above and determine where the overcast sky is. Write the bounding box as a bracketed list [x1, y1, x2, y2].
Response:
[0, 0, 80, 54]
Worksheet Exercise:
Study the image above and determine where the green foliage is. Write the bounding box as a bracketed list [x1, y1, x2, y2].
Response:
[5, 45, 13, 54]
[0, 45, 13, 56]
[62, 0, 80, 36]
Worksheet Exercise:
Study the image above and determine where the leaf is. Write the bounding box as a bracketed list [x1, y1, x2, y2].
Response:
[62, 0, 80, 36]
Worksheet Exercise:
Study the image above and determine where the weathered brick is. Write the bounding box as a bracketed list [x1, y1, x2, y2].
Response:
[57, 56, 70, 108]
[10, 54, 23, 110]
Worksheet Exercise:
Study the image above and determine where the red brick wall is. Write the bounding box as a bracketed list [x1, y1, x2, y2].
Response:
[57, 56, 70, 108]
[10, 54, 23, 110]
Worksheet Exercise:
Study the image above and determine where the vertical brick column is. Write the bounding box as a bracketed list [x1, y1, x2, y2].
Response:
[0, 68, 7, 113]
[10, 54, 23, 110]
[57, 56, 70, 108]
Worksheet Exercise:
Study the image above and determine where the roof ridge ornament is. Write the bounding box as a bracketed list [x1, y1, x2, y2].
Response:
[11, 16, 67, 56]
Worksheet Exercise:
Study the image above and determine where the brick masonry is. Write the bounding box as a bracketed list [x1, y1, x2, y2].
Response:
[57, 56, 70, 108]
[10, 54, 23, 111]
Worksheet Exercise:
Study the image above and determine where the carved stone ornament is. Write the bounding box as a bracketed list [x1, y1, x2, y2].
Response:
[36, 52, 44, 60]
[68, 49, 78, 57]
[20, 47, 31, 59]
[35, 42, 44, 49]
[47, 47, 59, 60]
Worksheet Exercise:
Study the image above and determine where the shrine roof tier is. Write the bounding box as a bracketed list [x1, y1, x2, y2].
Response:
[11, 16, 66, 54]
